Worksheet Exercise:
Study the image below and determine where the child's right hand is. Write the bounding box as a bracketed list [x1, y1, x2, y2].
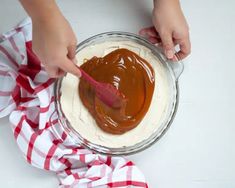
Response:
[32, 11, 80, 78]
[20, 0, 80, 78]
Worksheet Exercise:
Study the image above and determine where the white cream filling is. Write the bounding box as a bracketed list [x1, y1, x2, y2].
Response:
[61, 41, 169, 148]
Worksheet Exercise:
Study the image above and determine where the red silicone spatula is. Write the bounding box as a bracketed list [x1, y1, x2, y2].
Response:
[77, 67, 126, 109]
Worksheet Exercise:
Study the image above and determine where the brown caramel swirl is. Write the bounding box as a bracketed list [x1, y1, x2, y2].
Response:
[79, 48, 155, 134]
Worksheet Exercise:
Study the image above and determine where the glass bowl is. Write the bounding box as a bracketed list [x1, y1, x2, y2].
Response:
[54, 32, 184, 156]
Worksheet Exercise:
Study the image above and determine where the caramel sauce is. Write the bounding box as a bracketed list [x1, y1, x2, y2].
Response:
[79, 48, 155, 134]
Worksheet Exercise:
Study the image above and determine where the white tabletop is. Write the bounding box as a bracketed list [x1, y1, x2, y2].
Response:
[1, 0, 235, 187]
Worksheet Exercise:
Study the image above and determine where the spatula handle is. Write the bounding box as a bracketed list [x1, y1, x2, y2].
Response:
[77, 67, 98, 87]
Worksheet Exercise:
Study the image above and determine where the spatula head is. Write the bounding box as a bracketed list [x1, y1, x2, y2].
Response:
[95, 83, 127, 109]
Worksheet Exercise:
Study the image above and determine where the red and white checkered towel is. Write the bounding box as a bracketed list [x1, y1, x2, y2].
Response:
[0, 18, 148, 188]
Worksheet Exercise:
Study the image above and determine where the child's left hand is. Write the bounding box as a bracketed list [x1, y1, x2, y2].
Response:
[139, 0, 191, 61]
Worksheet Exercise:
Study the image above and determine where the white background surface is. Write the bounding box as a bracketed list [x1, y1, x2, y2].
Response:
[0, 0, 235, 187]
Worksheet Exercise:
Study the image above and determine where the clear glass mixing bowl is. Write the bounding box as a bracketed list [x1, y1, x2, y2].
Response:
[54, 32, 184, 156]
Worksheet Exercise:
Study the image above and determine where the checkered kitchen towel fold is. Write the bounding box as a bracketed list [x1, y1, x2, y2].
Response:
[0, 18, 148, 188]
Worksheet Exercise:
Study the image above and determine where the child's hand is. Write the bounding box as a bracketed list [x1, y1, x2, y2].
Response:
[139, 0, 191, 61]
[32, 12, 80, 78]
[20, 0, 80, 78]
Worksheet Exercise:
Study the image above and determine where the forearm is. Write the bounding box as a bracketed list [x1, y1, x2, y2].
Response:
[153, 0, 180, 9]
[19, 0, 61, 22]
